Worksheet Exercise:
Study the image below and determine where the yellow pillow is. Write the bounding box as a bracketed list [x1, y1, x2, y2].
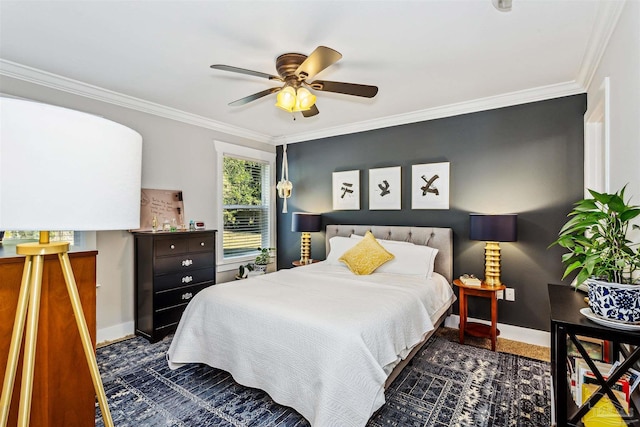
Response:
[339, 231, 395, 275]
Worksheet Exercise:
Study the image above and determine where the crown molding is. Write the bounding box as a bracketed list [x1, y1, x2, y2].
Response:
[576, 0, 626, 89]
[0, 59, 272, 144]
[1, 59, 587, 148]
[273, 80, 585, 146]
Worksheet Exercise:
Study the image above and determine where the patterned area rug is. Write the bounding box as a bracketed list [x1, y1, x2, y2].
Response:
[95, 334, 550, 427]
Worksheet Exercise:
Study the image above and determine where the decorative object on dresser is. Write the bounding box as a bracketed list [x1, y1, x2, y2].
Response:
[0, 97, 142, 427]
[469, 213, 518, 287]
[291, 212, 322, 265]
[132, 230, 217, 343]
[137, 188, 185, 232]
[551, 187, 640, 325]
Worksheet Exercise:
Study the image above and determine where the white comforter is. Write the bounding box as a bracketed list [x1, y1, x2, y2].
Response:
[167, 262, 455, 427]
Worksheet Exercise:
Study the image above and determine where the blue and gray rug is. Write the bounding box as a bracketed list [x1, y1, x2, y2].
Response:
[95, 334, 550, 426]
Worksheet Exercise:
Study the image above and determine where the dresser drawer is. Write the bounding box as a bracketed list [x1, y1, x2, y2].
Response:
[154, 251, 214, 275]
[154, 267, 215, 292]
[155, 237, 188, 257]
[155, 282, 210, 309]
[154, 304, 188, 332]
[188, 234, 216, 253]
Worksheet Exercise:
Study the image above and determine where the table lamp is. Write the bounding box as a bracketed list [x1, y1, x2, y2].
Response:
[469, 213, 517, 287]
[291, 212, 321, 264]
[0, 97, 142, 427]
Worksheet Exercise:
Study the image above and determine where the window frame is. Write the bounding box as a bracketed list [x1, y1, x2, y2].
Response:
[214, 141, 276, 272]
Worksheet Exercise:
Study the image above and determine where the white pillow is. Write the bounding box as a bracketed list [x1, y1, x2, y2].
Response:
[350, 234, 416, 245]
[326, 236, 361, 265]
[351, 234, 438, 277]
[376, 243, 438, 278]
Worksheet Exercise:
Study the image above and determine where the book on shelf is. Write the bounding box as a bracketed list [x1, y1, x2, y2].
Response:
[581, 383, 628, 427]
[571, 357, 631, 408]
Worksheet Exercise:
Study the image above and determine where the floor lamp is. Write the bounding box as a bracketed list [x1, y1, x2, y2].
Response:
[0, 97, 142, 427]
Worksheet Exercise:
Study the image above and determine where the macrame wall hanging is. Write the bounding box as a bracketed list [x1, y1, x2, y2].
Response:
[276, 144, 293, 213]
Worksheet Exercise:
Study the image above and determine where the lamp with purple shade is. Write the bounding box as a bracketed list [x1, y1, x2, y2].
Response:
[469, 213, 518, 287]
[291, 212, 321, 265]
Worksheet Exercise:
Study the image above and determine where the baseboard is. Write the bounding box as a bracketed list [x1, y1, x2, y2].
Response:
[444, 314, 551, 348]
[97, 321, 135, 345]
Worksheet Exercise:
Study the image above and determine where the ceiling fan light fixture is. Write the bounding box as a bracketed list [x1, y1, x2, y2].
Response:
[295, 87, 316, 111]
[275, 86, 297, 112]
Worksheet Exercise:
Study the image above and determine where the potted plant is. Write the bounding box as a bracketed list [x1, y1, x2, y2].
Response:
[253, 247, 275, 273]
[551, 186, 640, 322]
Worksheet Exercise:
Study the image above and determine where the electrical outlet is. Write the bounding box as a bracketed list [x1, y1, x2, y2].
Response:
[505, 288, 515, 301]
[496, 290, 504, 300]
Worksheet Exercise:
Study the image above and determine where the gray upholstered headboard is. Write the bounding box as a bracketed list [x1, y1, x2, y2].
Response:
[325, 225, 453, 284]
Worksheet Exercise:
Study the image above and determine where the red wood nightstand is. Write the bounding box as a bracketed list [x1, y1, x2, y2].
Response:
[453, 279, 506, 351]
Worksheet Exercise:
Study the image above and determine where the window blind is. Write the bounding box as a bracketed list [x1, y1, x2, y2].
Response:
[222, 156, 271, 259]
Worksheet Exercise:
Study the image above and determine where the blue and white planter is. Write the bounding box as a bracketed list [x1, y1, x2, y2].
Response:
[587, 279, 640, 323]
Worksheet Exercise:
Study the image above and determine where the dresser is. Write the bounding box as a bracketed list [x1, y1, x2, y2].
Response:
[133, 230, 217, 342]
[0, 250, 97, 427]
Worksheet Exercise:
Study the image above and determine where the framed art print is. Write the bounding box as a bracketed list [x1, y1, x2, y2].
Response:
[369, 167, 401, 210]
[332, 170, 360, 210]
[411, 162, 450, 209]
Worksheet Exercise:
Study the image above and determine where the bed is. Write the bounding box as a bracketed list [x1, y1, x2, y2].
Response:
[167, 225, 455, 427]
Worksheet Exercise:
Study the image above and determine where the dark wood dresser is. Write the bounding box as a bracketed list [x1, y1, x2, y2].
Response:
[133, 230, 217, 342]
[0, 250, 97, 427]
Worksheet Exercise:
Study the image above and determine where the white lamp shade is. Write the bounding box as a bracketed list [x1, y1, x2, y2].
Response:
[0, 97, 143, 230]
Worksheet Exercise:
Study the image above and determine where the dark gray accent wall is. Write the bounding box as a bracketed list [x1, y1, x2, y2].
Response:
[276, 94, 586, 332]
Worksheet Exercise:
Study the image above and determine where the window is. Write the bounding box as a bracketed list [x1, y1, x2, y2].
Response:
[215, 141, 275, 269]
[2, 230, 75, 244]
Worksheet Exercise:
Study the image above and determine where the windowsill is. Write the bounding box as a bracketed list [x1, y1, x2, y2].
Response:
[0, 241, 97, 259]
[217, 257, 277, 273]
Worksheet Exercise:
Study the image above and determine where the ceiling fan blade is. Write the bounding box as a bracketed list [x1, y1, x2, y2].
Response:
[309, 80, 378, 98]
[210, 64, 282, 81]
[301, 104, 319, 118]
[229, 87, 281, 106]
[295, 46, 342, 81]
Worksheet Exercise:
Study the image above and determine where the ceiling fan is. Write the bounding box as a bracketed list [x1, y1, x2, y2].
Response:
[210, 46, 378, 118]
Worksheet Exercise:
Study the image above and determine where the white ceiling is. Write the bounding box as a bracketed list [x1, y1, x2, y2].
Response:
[0, 1, 621, 145]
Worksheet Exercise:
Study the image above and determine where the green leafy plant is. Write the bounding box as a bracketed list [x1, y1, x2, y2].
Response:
[551, 186, 640, 286]
[254, 247, 275, 265]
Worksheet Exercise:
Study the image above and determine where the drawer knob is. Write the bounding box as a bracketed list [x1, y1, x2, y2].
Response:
[181, 275, 193, 284]
[181, 292, 193, 300]
[200, 242, 205, 247]
[170, 244, 175, 250]
[182, 259, 193, 267]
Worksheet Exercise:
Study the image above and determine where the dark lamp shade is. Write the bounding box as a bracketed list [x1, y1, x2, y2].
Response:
[469, 214, 517, 242]
[291, 212, 322, 233]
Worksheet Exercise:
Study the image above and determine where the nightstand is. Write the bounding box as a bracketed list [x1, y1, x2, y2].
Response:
[453, 279, 506, 351]
[292, 259, 321, 267]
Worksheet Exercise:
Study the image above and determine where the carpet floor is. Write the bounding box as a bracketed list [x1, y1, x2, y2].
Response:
[95, 330, 550, 426]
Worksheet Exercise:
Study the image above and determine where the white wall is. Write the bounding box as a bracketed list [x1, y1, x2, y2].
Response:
[587, 0, 640, 231]
[0, 75, 274, 343]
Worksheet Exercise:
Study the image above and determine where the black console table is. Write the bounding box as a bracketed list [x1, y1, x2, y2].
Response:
[549, 283, 640, 426]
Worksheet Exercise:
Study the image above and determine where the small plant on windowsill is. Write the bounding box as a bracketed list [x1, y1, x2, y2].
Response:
[253, 247, 275, 273]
